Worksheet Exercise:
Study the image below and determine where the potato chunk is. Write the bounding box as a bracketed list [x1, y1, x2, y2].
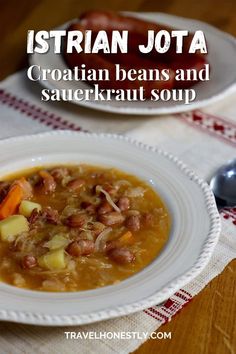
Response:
[19, 200, 42, 217]
[0, 215, 29, 242]
[38, 249, 66, 270]
[44, 234, 69, 250]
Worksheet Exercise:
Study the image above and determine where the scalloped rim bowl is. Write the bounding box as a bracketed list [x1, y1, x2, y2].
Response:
[0, 131, 221, 326]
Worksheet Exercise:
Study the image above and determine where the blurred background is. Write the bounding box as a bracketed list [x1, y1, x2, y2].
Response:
[0, 0, 235, 80]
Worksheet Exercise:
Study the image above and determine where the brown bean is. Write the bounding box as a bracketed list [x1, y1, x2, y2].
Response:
[22, 255, 37, 269]
[107, 248, 135, 264]
[98, 212, 125, 226]
[125, 215, 141, 232]
[50, 167, 69, 181]
[38, 170, 56, 194]
[97, 201, 113, 215]
[67, 178, 85, 191]
[66, 241, 81, 256]
[79, 239, 95, 255]
[117, 197, 130, 211]
[66, 213, 88, 228]
[42, 207, 60, 225]
[67, 240, 95, 257]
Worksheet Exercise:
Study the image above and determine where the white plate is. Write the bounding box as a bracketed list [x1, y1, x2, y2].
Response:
[0, 131, 221, 326]
[29, 12, 236, 115]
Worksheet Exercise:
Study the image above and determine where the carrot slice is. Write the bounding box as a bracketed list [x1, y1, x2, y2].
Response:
[14, 177, 33, 199]
[0, 184, 24, 220]
[118, 231, 135, 245]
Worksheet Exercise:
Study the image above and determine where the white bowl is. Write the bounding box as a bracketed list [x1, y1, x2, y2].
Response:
[0, 131, 221, 326]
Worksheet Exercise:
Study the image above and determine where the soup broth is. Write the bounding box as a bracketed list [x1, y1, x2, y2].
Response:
[0, 165, 170, 292]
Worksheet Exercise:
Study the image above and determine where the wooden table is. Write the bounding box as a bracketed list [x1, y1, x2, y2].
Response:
[1, 1, 236, 353]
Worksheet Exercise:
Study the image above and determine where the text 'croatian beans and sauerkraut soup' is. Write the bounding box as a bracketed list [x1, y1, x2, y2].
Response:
[0, 165, 170, 292]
